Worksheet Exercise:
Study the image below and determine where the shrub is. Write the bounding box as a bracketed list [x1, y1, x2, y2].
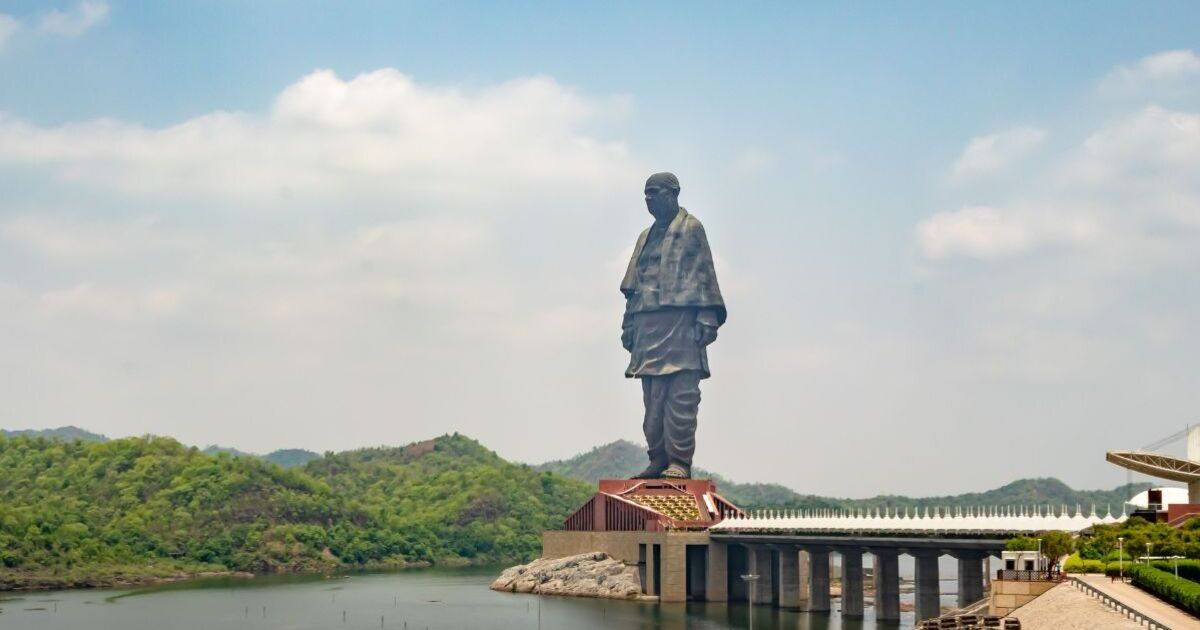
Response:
[1105, 560, 1132, 578]
[1149, 559, 1200, 584]
[1062, 553, 1105, 574]
[1126, 563, 1200, 616]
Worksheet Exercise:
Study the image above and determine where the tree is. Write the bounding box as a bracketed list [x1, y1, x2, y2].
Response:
[1005, 536, 1038, 552]
[1041, 530, 1074, 569]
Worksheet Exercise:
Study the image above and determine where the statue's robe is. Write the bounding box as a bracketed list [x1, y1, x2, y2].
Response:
[620, 207, 725, 472]
[621, 207, 726, 378]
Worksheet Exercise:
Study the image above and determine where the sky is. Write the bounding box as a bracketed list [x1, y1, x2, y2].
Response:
[2, 1, 1199, 497]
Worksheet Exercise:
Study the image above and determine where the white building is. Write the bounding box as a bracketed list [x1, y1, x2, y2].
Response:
[1001, 550, 1039, 571]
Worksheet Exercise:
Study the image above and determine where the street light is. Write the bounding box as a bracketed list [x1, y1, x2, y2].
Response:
[1118, 537, 1124, 581]
[1146, 542, 1152, 564]
[741, 573, 759, 630]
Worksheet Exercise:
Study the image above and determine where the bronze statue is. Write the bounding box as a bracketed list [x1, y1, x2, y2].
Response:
[621, 172, 726, 479]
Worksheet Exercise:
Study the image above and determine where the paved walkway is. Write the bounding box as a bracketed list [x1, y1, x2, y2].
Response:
[1077, 574, 1200, 629]
[1009, 583, 1141, 629]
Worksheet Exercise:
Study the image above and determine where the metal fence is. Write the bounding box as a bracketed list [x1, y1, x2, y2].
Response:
[994, 569, 1060, 582]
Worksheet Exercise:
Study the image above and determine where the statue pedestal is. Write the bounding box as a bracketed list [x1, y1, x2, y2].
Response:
[545, 478, 744, 603]
[565, 478, 740, 532]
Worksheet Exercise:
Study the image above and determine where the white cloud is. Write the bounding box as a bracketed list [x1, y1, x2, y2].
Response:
[731, 148, 773, 175]
[916, 205, 1098, 261]
[0, 214, 193, 262]
[917, 206, 1033, 260]
[1102, 49, 1200, 90]
[0, 69, 636, 202]
[924, 102, 1200, 262]
[1073, 105, 1200, 189]
[0, 14, 18, 50]
[951, 126, 1047, 179]
[39, 283, 186, 323]
[38, 1, 109, 37]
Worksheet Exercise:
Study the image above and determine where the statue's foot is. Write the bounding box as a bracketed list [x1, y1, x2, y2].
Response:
[661, 464, 690, 479]
[631, 461, 667, 479]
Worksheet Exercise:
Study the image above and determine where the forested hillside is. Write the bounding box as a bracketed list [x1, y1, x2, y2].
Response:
[0, 433, 591, 590]
[539, 440, 1149, 510]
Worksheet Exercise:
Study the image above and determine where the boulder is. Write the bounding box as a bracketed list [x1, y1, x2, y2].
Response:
[491, 552, 643, 600]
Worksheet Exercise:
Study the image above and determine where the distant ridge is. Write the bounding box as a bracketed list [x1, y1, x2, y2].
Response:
[2, 426, 320, 469]
[263, 448, 322, 468]
[0, 425, 109, 443]
[202, 445, 321, 469]
[536, 439, 1150, 510]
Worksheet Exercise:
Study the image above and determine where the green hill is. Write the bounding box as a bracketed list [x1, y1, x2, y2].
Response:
[535, 439, 826, 507]
[200, 444, 256, 458]
[537, 440, 1148, 510]
[0, 433, 591, 590]
[535, 440, 648, 481]
[0, 426, 109, 443]
[200, 446, 321, 469]
[264, 448, 321, 469]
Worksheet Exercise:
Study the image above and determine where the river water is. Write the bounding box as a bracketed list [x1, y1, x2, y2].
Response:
[0, 565, 959, 629]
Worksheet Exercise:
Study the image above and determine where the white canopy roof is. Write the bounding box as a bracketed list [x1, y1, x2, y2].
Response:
[710, 505, 1123, 536]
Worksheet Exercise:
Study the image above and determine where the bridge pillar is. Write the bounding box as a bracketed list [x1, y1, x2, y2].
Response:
[807, 548, 831, 612]
[913, 551, 941, 621]
[957, 551, 986, 608]
[748, 546, 776, 606]
[837, 548, 864, 618]
[727, 544, 748, 602]
[645, 543, 657, 596]
[775, 546, 806, 609]
[872, 549, 901, 622]
[706, 541, 727, 602]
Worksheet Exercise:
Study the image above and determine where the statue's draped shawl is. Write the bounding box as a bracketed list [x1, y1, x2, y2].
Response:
[621, 208, 726, 325]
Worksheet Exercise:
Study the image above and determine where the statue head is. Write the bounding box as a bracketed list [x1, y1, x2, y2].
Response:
[644, 172, 680, 223]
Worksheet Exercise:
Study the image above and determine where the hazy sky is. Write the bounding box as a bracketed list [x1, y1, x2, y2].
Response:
[2, 2, 1199, 497]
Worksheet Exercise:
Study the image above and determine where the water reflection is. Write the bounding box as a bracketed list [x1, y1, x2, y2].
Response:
[0, 566, 919, 630]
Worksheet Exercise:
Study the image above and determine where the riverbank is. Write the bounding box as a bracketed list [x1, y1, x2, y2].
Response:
[0, 563, 252, 592]
[0, 558, 443, 592]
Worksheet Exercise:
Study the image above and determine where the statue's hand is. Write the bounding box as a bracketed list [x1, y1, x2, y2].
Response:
[695, 323, 718, 347]
[621, 326, 634, 351]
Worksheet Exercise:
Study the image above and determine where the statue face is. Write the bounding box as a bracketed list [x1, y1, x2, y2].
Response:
[644, 184, 677, 221]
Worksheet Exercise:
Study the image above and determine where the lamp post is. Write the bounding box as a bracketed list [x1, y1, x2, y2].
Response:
[741, 573, 759, 630]
[1037, 538, 1043, 573]
[1145, 542, 1152, 564]
[1117, 537, 1124, 581]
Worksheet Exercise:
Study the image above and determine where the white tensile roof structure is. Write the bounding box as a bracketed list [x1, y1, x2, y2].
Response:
[1106, 425, 1200, 504]
[709, 505, 1123, 536]
[1127, 487, 1190, 509]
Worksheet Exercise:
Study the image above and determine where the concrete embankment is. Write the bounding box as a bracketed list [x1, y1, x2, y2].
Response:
[490, 552, 649, 600]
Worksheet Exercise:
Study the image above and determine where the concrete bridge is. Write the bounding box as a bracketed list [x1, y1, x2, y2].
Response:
[547, 480, 1124, 623]
[708, 506, 1123, 622]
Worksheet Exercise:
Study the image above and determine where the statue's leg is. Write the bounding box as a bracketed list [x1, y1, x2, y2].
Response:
[662, 370, 701, 476]
[633, 376, 668, 478]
